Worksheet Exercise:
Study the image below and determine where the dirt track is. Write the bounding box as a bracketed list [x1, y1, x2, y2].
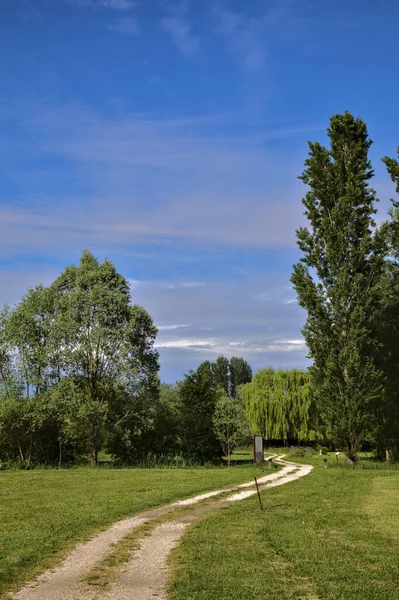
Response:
[11, 456, 312, 600]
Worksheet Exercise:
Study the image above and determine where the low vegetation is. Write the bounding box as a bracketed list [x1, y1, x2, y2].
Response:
[0, 463, 265, 597]
[168, 454, 399, 600]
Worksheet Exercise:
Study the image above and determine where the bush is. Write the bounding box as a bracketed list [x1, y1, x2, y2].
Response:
[289, 446, 314, 457]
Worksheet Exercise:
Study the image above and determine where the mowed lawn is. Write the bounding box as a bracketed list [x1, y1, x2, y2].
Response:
[168, 456, 399, 600]
[0, 463, 263, 597]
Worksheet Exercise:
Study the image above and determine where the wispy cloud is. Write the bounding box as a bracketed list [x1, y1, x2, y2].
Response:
[0, 102, 312, 257]
[157, 324, 191, 330]
[128, 278, 309, 379]
[107, 17, 140, 35]
[101, 0, 137, 9]
[15, 5, 42, 24]
[66, 0, 137, 9]
[161, 16, 199, 56]
[211, 5, 267, 71]
[155, 336, 306, 354]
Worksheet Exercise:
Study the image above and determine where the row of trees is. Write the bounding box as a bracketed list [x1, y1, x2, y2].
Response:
[0, 259, 253, 466]
[143, 357, 253, 464]
[178, 357, 252, 462]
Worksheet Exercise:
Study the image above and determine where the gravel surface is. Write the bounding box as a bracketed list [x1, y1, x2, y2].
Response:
[100, 521, 188, 600]
[10, 456, 313, 600]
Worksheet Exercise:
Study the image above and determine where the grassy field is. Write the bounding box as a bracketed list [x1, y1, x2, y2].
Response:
[0, 462, 265, 597]
[168, 452, 399, 600]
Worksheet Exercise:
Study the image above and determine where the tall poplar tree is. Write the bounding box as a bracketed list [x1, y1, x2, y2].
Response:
[380, 148, 399, 459]
[291, 112, 386, 460]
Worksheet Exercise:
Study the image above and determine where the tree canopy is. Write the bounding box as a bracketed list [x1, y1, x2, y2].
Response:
[0, 251, 159, 465]
[291, 112, 393, 460]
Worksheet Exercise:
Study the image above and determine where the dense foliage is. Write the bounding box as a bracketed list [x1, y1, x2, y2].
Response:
[242, 368, 318, 444]
[0, 251, 160, 466]
[179, 356, 252, 461]
[292, 112, 399, 460]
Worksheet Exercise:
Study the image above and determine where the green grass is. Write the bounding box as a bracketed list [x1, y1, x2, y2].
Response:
[168, 456, 399, 600]
[0, 463, 264, 597]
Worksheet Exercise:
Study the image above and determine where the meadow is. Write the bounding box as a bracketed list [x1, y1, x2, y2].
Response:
[2, 450, 398, 600]
[168, 452, 399, 600]
[0, 462, 264, 597]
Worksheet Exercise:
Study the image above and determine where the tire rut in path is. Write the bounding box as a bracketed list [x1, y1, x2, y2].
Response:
[9, 458, 312, 600]
[98, 521, 188, 600]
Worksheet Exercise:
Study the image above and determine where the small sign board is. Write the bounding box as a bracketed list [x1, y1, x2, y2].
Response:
[253, 435, 264, 464]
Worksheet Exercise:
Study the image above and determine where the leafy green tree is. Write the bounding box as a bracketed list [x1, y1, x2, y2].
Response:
[291, 112, 386, 461]
[212, 391, 250, 465]
[211, 356, 229, 395]
[0, 250, 159, 466]
[0, 396, 49, 466]
[228, 357, 252, 397]
[179, 361, 221, 461]
[50, 250, 159, 464]
[242, 368, 317, 444]
[0, 307, 19, 400]
[4, 285, 57, 397]
[378, 148, 399, 460]
[144, 383, 182, 455]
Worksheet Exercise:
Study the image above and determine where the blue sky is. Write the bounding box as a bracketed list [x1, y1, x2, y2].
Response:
[1, 0, 399, 382]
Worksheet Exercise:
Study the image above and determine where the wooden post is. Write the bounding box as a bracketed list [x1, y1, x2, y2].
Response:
[254, 477, 263, 511]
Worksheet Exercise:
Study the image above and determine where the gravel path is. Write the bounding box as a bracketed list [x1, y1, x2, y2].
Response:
[99, 521, 188, 600]
[10, 456, 312, 600]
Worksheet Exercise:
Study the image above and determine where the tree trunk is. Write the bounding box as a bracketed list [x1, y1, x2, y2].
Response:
[346, 440, 358, 463]
[90, 444, 98, 466]
[58, 440, 62, 470]
[18, 442, 24, 464]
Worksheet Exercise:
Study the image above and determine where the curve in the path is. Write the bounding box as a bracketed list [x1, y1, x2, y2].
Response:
[10, 456, 312, 600]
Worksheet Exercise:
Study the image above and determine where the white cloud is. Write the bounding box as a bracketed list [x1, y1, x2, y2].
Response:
[161, 16, 199, 56]
[66, 0, 137, 9]
[0, 100, 311, 257]
[102, 0, 137, 9]
[155, 338, 217, 349]
[157, 324, 190, 330]
[211, 5, 267, 71]
[253, 292, 271, 302]
[107, 17, 140, 35]
[129, 277, 310, 379]
[155, 336, 306, 354]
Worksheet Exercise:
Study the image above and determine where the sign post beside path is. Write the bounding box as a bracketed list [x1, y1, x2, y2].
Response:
[253, 435, 264, 464]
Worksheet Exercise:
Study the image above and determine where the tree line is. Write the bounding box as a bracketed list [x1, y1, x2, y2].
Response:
[0, 262, 253, 467]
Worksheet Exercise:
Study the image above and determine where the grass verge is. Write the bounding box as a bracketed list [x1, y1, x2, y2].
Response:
[168, 458, 399, 600]
[0, 462, 265, 597]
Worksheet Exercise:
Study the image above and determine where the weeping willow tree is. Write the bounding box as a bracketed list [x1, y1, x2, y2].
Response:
[242, 369, 320, 444]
